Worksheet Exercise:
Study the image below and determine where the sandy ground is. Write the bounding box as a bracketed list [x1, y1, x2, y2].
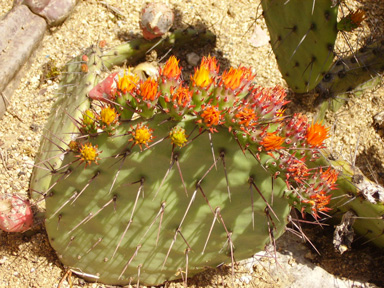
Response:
[0, 0, 384, 287]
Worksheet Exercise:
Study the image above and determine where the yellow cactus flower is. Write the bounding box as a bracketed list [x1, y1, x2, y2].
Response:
[117, 70, 139, 94]
[191, 66, 213, 88]
[169, 126, 188, 147]
[100, 106, 118, 126]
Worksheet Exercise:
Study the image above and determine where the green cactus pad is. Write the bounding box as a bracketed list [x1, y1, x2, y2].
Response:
[262, 0, 338, 93]
[30, 28, 216, 199]
[45, 114, 290, 285]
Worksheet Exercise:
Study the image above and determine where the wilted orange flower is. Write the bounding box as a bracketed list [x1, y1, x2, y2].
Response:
[191, 66, 213, 88]
[306, 122, 329, 147]
[338, 9, 365, 32]
[140, 78, 159, 101]
[320, 167, 339, 187]
[350, 9, 365, 28]
[308, 192, 332, 213]
[117, 70, 139, 94]
[77, 143, 100, 167]
[162, 56, 182, 79]
[260, 133, 285, 151]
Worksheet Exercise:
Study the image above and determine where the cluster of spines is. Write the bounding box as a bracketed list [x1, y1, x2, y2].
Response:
[70, 55, 338, 218]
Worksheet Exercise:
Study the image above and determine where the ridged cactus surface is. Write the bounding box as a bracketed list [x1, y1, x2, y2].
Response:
[45, 114, 290, 285]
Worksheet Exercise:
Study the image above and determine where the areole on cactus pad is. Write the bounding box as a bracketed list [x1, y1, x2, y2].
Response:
[37, 53, 340, 285]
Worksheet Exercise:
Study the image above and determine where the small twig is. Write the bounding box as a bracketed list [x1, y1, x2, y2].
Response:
[99, 1, 126, 19]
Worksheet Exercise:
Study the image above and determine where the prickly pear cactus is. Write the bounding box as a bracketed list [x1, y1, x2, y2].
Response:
[30, 28, 216, 199]
[35, 51, 340, 285]
[262, 0, 338, 93]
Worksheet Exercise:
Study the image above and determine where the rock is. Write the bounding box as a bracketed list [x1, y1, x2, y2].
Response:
[0, 5, 47, 118]
[13, 0, 78, 27]
[186, 52, 200, 67]
[140, 2, 174, 40]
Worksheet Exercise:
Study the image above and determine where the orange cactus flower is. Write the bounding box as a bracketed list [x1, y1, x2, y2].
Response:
[222, 67, 243, 90]
[117, 70, 139, 94]
[200, 105, 222, 128]
[306, 122, 329, 147]
[260, 132, 285, 151]
[222, 66, 255, 90]
[139, 78, 159, 101]
[129, 123, 154, 151]
[77, 142, 100, 167]
[162, 56, 182, 79]
[171, 86, 192, 107]
[191, 66, 213, 88]
[234, 106, 257, 128]
[200, 55, 219, 74]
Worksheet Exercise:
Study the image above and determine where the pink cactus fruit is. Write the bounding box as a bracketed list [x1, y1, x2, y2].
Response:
[140, 2, 174, 40]
[88, 72, 118, 102]
[0, 195, 34, 233]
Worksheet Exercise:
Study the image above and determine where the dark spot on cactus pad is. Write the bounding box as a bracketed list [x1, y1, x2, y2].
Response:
[336, 60, 344, 66]
[362, 65, 370, 72]
[292, 25, 297, 33]
[322, 73, 333, 82]
[304, 81, 309, 87]
[294, 61, 299, 67]
[373, 48, 382, 56]
[327, 43, 334, 52]
[346, 86, 353, 92]
[350, 57, 357, 64]
[285, 72, 290, 77]
[359, 46, 367, 53]
[324, 10, 331, 21]
[337, 70, 346, 79]
[310, 23, 316, 31]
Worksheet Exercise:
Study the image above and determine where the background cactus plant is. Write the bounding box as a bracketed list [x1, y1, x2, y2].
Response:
[261, 0, 384, 250]
[261, 0, 339, 93]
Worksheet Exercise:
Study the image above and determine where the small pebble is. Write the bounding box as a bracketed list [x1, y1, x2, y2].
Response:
[186, 52, 200, 67]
